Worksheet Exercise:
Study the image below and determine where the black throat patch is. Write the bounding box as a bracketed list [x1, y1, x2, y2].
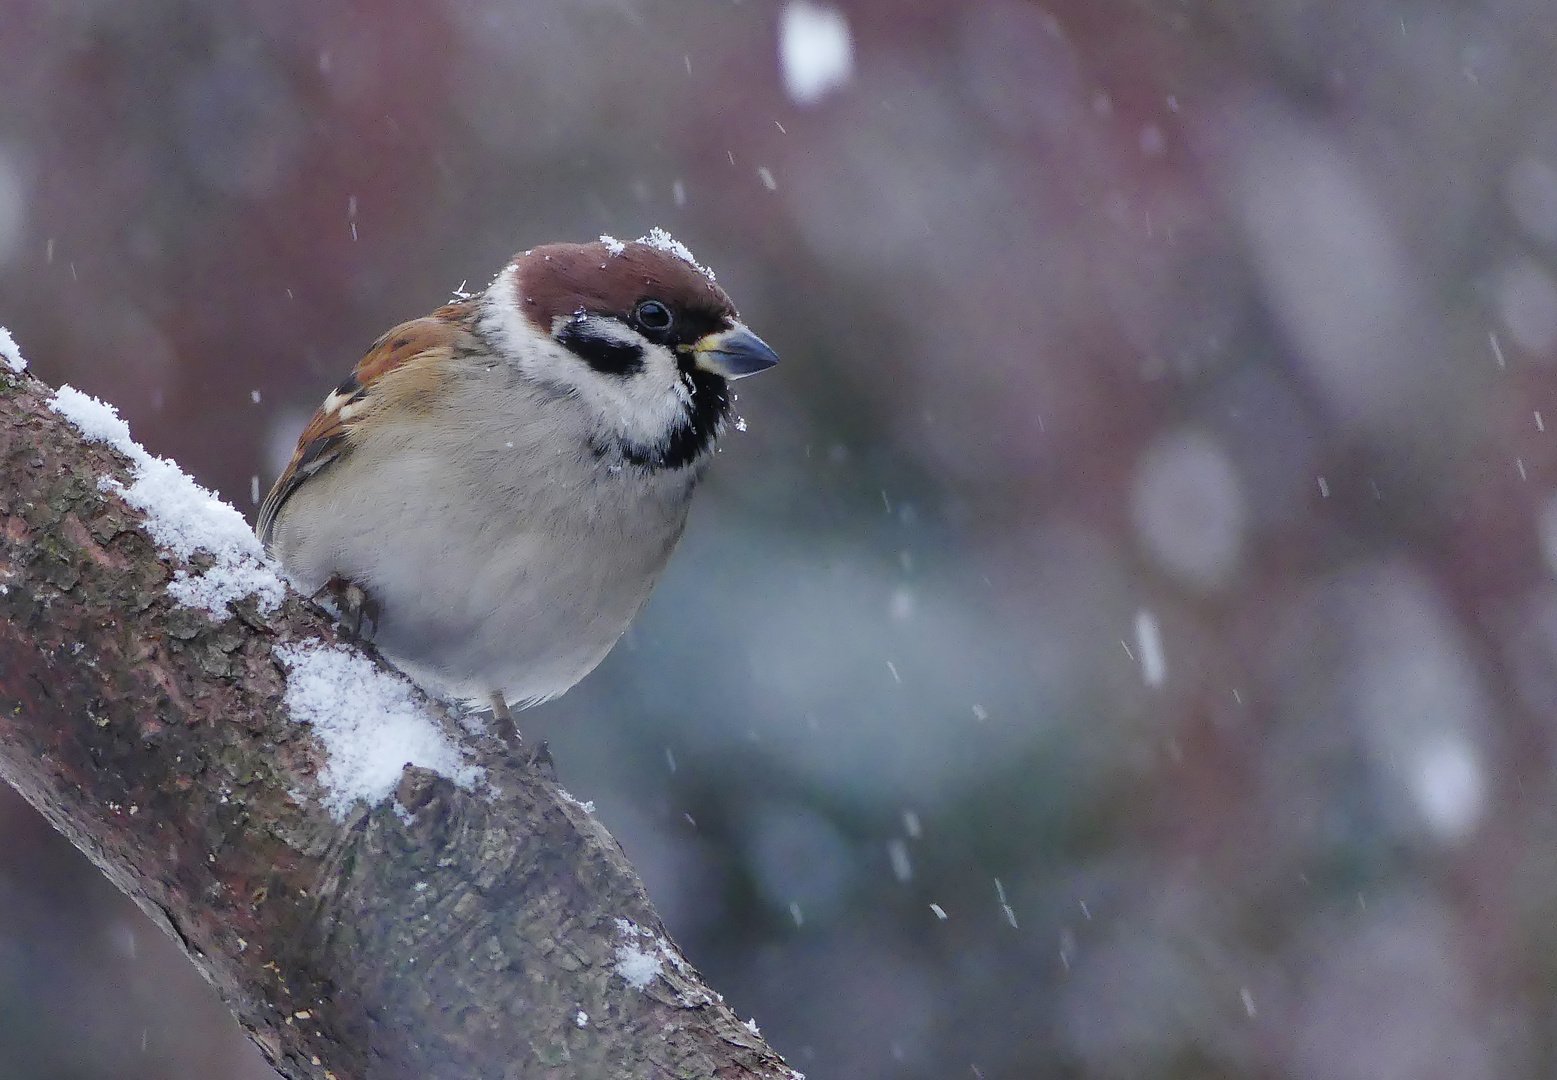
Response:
[605, 363, 730, 472]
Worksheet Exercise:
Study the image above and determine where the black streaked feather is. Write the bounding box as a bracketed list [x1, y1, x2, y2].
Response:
[606, 364, 730, 472]
[256, 433, 348, 547]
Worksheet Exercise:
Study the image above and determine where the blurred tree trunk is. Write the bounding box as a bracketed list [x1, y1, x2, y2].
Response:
[0, 367, 786, 1080]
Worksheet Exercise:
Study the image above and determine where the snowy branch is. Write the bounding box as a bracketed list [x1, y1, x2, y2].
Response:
[0, 355, 791, 1080]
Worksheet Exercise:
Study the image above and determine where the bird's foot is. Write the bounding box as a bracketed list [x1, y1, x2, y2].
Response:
[486, 694, 555, 777]
[312, 574, 381, 642]
[489, 690, 523, 750]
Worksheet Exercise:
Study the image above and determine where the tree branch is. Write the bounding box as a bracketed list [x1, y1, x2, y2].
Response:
[0, 363, 791, 1080]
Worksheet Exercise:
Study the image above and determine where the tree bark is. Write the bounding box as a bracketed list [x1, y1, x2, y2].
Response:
[0, 365, 790, 1080]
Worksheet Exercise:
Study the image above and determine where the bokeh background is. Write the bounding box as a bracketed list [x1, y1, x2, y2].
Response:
[5, 0, 1557, 1076]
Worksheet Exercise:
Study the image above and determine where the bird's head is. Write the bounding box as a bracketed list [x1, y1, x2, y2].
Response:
[480, 230, 779, 470]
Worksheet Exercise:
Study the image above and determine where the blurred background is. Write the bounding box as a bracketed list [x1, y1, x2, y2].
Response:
[5, 0, 1557, 1076]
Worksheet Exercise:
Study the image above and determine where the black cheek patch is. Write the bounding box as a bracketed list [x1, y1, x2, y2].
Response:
[556, 322, 645, 376]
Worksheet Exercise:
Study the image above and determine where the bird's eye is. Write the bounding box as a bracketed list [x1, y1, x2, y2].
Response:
[634, 300, 673, 331]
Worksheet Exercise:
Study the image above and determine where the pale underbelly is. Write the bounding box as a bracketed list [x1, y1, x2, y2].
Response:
[273, 467, 690, 708]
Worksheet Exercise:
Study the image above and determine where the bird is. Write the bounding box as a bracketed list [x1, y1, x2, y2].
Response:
[257, 230, 778, 727]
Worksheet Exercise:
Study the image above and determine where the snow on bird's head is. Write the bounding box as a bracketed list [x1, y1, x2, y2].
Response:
[635, 227, 716, 281]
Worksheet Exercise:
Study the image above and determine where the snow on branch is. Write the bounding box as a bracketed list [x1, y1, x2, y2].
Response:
[0, 332, 791, 1080]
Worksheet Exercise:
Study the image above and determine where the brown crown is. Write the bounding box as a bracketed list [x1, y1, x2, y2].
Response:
[513, 240, 737, 338]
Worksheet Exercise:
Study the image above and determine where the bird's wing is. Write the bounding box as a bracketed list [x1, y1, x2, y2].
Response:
[256, 302, 476, 548]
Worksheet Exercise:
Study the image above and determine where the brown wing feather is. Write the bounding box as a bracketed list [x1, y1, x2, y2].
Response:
[256, 301, 476, 548]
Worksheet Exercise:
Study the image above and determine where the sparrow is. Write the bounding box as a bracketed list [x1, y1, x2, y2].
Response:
[257, 231, 778, 720]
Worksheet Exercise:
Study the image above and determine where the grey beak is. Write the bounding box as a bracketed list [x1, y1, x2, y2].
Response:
[691, 324, 780, 380]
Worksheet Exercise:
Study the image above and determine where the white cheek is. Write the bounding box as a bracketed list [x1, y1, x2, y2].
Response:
[596, 342, 689, 442]
[479, 274, 688, 448]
